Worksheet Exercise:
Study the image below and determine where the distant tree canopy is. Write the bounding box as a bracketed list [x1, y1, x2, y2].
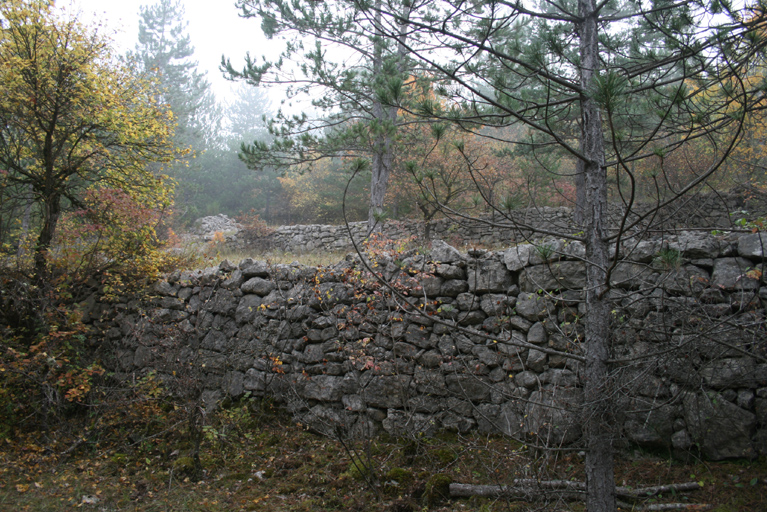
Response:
[0, 0, 177, 276]
[131, 0, 218, 151]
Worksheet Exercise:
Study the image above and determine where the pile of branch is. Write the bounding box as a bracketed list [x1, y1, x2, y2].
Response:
[449, 480, 711, 510]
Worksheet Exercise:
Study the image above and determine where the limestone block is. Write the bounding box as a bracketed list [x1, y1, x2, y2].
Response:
[683, 392, 756, 460]
[701, 358, 757, 389]
[467, 259, 512, 293]
[241, 277, 276, 296]
[456, 292, 480, 311]
[201, 330, 227, 352]
[656, 265, 710, 295]
[442, 411, 475, 433]
[520, 261, 586, 292]
[301, 375, 347, 402]
[526, 348, 547, 372]
[524, 388, 582, 445]
[527, 322, 547, 344]
[436, 263, 465, 279]
[515, 292, 550, 321]
[737, 232, 767, 259]
[480, 294, 509, 316]
[504, 244, 536, 271]
[445, 374, 491, 402]
[382, 409, 438, 437]
[431, 239, 464, 263]
[670, 231, 722, 259]
[362, 375, 411, 409]
[711, 257, 760, 290]
[239, 258, 270, 278]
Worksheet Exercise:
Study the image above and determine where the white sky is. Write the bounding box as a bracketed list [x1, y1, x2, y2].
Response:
[58, 0, 277, 100]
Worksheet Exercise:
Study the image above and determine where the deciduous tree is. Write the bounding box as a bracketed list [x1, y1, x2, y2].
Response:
[0, 0, 177, 276]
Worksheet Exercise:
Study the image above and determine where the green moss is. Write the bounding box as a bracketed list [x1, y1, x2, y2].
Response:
[342, 457, 373, 482]
[384, 466, 414, 495]
[386, 467, 413, 483]
[433, 448, 457, 464]
[172, 456, 196, 476]
[422, 473, 452, 508]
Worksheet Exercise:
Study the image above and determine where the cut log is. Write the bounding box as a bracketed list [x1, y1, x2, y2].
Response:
[449, 480, 704, 501]
[616, 502, 713, 511]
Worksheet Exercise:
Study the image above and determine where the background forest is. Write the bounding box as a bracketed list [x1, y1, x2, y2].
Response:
[3, 0, 767, 239]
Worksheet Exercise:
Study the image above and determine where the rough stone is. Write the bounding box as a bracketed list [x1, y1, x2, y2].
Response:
[301, 375, 347, 402]
[526, 349, 547, 372]
[445, 374, 491, 402]
[701, 358, 757, 389]
[504, 244, 536, 271]
[737, 232, 767, 259]
[711, 258, 760, 290]
[670, 231, 722, 259]
[527, 322, 547, 344]
[480, 294, 509, 316]
[431, 239, 464, 263]
[467, 259, 512, 293]
[683, 392, 756, 460]
[525, 388, 582, 445]
[239, 259, 270, 278]
[515, 292, 550, 321]
[520, 261, 586, 292]
[242, 277, 277, 296]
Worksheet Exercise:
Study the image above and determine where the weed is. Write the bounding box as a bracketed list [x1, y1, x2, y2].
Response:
[655, 247, 683, 270]
[535, 243, 555, 261]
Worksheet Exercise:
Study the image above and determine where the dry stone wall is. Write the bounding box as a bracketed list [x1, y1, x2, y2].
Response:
[99, 232, 767, 460]
[239, 188, 767, 253]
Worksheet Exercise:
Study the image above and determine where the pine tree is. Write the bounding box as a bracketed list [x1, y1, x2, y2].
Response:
[347, 1, 767, 511]
[130, 0, 223, 224]
[131, 0, 217, 149]
[223, 0, 415, 233]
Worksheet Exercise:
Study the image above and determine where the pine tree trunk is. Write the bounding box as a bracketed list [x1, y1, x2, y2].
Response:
[579, 0, 617, 510]
[369, 138, 393, 234]
[367, 0, 410, 235]
[574, 159, 586, 227]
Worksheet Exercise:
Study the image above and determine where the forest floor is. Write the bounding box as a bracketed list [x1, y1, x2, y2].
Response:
[0, 397, 765, 512]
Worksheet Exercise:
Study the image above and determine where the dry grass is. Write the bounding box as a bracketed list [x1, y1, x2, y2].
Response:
[215, 248, 352, 268]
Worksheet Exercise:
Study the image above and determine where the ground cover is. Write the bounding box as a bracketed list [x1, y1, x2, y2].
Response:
[0, 396, 764, 512]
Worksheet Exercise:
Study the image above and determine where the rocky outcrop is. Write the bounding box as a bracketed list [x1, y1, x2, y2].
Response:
[98, 231, 767, 460]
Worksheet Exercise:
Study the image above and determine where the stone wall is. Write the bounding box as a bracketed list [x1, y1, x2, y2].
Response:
[98, 232, 767, 460]
[240, 187, 767, 253]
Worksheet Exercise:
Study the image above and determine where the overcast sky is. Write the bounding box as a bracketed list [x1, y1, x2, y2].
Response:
[59, 0, 276, 100]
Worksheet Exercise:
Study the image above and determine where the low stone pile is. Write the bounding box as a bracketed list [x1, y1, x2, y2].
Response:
[99, 232, 767, 460]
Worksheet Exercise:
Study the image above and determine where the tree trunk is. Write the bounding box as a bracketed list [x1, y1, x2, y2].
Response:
[578, 0, 617, 510]
[574, 158, 586, 227]
[17, 185, 34, 259]
[34, 193, 61, 278]
[367, 0, 410, 235]
[369, 142, 393, 234]
[449, 481, 703, 500]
